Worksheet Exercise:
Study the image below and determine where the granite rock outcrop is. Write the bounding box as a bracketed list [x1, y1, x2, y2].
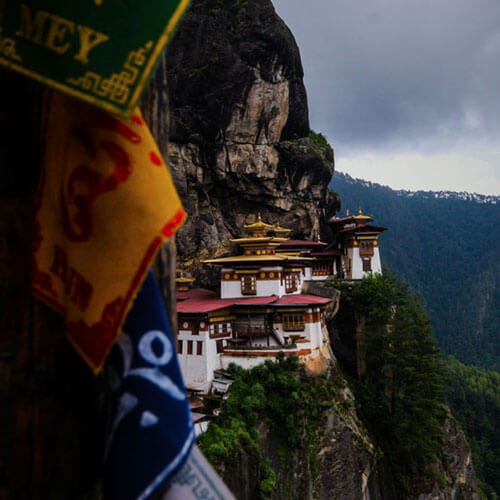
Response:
[166, 0, 337, 285]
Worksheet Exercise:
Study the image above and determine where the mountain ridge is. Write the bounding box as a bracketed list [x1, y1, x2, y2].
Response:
[330, 171, 500, 370]
[336, 171, 500, 204]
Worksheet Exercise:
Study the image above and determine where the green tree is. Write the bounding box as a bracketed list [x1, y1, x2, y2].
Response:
[348, 272, 445, 493]
[444, 356, 500, 498]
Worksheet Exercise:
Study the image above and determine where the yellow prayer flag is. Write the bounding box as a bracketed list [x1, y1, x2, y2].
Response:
[32, 91, 186, 372]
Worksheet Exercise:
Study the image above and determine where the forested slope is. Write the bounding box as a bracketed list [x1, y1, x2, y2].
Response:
[330, 172, 500, 370]
[445, 358, 500, 498]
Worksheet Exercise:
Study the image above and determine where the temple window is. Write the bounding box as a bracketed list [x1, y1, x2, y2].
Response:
[196, 341, 203, 355]
[360, 241, 374, 257]
[241, 275, 256, 295]
[313, 263, 331, 276]
[283, 313, 305, 331]
[187, 340, 193, 355]
[362, 258, 371, 272]
[177, 340, 183, 354]
[284, 273, 298, 293]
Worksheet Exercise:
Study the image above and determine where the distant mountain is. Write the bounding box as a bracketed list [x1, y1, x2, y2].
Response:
[330, 172, 500, 370]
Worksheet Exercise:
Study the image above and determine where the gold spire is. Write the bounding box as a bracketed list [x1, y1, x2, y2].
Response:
[244, 213, 275, 231]
[346, 208, 350, 216]
[358, 207, 363, 215]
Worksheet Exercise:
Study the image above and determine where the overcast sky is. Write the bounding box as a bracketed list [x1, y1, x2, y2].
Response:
[272, 0, 500, 195]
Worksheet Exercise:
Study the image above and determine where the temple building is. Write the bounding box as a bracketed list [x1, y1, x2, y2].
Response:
[176, 211, 385, 392]
[176, 215, 334, 392]
[327, 209, 386, 280]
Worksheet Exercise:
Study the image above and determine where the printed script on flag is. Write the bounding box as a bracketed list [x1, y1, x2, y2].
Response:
[0, 0, 190, 117]
[32, 91, 186, 372]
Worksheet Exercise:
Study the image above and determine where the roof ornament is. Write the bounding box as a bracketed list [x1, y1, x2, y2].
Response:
[346, 208, 350, 216]
[358, 207, 363, 215]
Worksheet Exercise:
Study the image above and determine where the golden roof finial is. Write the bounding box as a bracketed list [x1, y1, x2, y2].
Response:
[244, 213, 274, 231]
[358, 207, 363, 215]
[346, 208, 350, 216]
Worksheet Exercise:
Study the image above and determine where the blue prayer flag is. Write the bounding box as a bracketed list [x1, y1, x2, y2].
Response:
[104, 271, 194, 500]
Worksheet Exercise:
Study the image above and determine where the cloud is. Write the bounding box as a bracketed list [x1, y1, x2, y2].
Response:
[337, 152, 500, 195]
[272, 0, 500, 193]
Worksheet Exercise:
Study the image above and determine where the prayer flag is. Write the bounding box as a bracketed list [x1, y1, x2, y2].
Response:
[105, 271, 194, 500]
[0, 0, 190, 117]
[32, 91, 186, 371]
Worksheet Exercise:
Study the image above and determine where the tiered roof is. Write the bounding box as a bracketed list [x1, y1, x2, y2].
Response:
[328, 208, 387, 235]
[204, 215, 310, 265]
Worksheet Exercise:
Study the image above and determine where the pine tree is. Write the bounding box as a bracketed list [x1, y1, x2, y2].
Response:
[348, 271, 445, 493]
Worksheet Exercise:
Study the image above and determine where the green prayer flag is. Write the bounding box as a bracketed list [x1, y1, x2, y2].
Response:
[0, 0, 190, 117]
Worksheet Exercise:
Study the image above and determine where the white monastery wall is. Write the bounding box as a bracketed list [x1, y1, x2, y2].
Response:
[256, 279, 283, 297]
[349, 248, 363, 280]
[178, 329, 213, 392]
[221, 280, 243, 299]
[178, 321, 231, 392]
[348, 247, 383, 280]
[304, 321, 322, 349]
[372, 247, 382, 275]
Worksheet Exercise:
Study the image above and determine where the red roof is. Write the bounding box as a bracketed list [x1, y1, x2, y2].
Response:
[177, 297, 234, 313]
[178, 291, 331, 313]
[233, 296, 278, 306]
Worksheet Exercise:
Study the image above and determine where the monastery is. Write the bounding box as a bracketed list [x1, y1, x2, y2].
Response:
[176, 211, 386, 392]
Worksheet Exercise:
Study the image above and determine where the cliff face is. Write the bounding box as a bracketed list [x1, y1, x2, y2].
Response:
[216, 364, 397, 500]
[166, 0, 337, 284]
[166, 1, 480, 498]
[216, 363, 479, 500]
[412, 415, 480, 500]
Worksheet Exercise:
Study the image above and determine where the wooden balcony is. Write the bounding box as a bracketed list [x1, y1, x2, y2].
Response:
[233, 325, 273, 337]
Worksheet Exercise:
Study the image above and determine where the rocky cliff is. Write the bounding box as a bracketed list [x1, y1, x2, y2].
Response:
[412, 414, 480, 500]
[203, 358, 479, 500]
[165, 1, 480, 498]
[166, 0, 337, 285]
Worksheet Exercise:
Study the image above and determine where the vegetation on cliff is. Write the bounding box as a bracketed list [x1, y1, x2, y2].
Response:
[335, 272, 446, 494]
[445, 357, 500, 499]
[198, 355, 343, 499]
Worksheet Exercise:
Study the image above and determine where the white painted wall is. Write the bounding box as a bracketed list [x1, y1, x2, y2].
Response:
[304, 267, 312, 280]
[372, 247, 382, 275]
[349, 246, 383, 279]
[178, 328, 225, 392]
[219, 267, 312, 298]
[257, 279, 284, 297]
[220, 267, 287, 298]
[221, 280, 243, 299]
[349, 247, 363, 280]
